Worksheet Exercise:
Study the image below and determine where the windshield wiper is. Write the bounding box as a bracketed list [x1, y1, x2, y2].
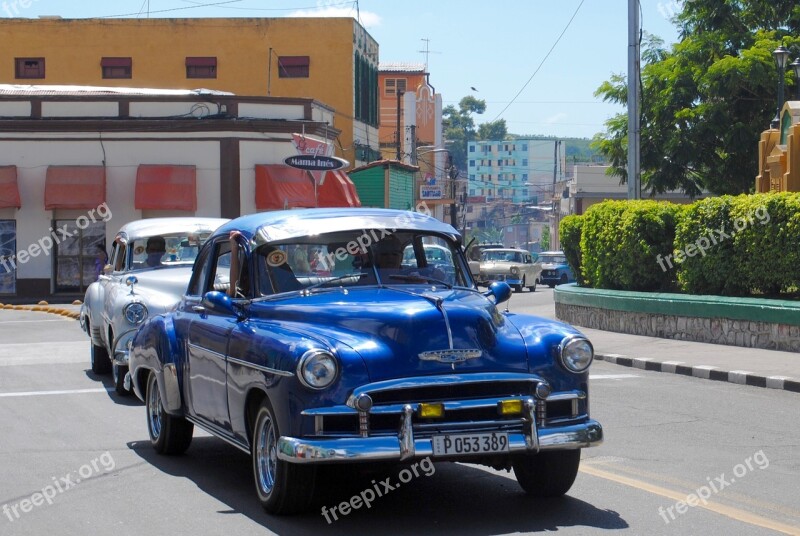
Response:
[388, 274, 453, 288]
[302, 272, 367, 292]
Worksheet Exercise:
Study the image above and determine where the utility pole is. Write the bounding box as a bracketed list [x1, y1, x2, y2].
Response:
[447, 154, 458, 228]
[395, 90, 404, 161]
[627, 0, 641, 199]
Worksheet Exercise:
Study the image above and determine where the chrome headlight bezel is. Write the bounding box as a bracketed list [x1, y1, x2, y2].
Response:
[123, 302, 148, 325]
[510, 266, 519, 276]
[297, 349, 339, 390]
[558, 336, 594, 373]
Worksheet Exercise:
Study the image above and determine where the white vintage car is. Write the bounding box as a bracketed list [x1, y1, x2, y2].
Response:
[80, 217, 228, 394]
[478, 248, 542, 292]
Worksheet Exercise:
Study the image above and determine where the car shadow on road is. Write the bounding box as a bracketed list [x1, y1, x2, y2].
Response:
[83, 370, 143, 406]
[128, 436, 628, 534]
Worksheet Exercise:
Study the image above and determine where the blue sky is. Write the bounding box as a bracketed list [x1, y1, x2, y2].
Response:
[3, 0, 681, 139]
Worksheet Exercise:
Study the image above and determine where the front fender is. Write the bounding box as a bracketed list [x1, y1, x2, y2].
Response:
[129, 314, 183, 414]
[82, 281, 106, 344]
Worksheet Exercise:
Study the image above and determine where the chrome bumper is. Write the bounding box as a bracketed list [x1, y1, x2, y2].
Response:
[277, 419, 603, 464]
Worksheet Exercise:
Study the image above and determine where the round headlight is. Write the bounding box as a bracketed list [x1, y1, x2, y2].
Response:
[297, 350, 338, 390]
[123, 302, 148, 324]
[558, 336, 593, 373]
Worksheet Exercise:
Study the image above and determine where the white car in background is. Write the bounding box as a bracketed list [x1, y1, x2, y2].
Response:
[80, 217, 228, 394]
[478, 248, 542, 292]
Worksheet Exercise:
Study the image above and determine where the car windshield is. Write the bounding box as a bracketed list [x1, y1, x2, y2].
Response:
[256, 230, 470, 295]
[482, 250, 523, 263]
[129, 232, 211, 270]
[540, 254, 567, 264]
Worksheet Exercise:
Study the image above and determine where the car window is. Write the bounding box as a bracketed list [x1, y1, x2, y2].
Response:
[540, 255, 567, 264]
[129, 232, 210, 270]
[112, 241, 127, 272]
[187, 244, 212, 296]
[255, 230, 470, 295]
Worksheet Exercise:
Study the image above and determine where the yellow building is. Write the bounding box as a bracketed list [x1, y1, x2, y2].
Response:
[756, 101, 800, 192]
[0, 17, 380, 167]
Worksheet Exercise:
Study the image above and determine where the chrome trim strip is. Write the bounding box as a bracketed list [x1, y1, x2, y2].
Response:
[525, 398, 539, 451]
[546, 390, 586, 401]
[227, 356, 294, 377]
[399, 404, 415, 461]
[277, 420, 603, 464]
[162, 363, 182, 413]
[185, 415, 250, 454]
[187, 341, 226, 361]
[346, 372, 545, 407]
[306, 396, 543, 417]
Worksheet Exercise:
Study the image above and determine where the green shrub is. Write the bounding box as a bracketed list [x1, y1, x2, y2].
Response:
[580, 200, 682, 291]
[559, 214, 585, 285]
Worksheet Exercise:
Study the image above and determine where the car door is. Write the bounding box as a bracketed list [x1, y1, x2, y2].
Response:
[185, 238, 237, 430]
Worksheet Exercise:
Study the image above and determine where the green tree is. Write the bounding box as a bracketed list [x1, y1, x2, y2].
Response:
[443, 97, 507, 171]
[592, 1, 800, 195]
[540, 227, 551, 251]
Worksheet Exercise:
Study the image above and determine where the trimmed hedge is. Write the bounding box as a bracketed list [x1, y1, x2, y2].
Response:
[559, 214, 585, 285]
[560, 193, 800, 297]
[578, 200, 683, 291]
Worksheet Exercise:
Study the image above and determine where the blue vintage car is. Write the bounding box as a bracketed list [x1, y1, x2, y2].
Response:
[128, 208, 603, 514]
[538, 250, 576, 288]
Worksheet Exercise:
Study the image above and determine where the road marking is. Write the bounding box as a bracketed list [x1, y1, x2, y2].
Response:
[590, 374, 640, 380]
[580, 464, 800, 535]
[0, 388, 111, 398]
[0, 319, 73, 324]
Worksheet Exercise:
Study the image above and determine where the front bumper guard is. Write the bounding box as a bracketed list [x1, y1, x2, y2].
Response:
[277, 409, 603, 464]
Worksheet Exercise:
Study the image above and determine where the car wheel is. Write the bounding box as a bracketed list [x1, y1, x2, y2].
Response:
[90, 343, 112, 375]
[548, 283, 556, 289]
[528, 279, 537, 292]
[252, 399, 316, 514]
[146, 371, 193, 455]
[513, 449, 581, 497]
[112, 363, 129, 396]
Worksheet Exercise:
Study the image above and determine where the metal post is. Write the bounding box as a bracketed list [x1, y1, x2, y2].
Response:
[396, 91, 404, 160]
[627, 0, 641, 199]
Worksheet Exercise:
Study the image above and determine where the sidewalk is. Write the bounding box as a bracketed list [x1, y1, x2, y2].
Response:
[581, 327, 800, 393]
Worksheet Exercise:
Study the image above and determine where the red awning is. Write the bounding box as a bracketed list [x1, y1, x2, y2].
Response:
[317, 169, 361, 208]
[44, 166, 105, 210]
[0, 166, 21, 209]
[255, 165, 315, 210]
[135, 165, 197, 211]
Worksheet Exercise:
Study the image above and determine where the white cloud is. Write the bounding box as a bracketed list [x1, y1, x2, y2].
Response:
[287, 5, 381, 28]
[545, 112, 568, 124]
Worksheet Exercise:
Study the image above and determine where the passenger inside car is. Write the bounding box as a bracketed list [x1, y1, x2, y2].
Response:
[145, 236, 166, 267]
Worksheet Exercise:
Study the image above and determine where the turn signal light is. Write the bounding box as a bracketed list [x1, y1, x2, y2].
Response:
[498, 399, 523, 415]
[418, 403, 444, 418]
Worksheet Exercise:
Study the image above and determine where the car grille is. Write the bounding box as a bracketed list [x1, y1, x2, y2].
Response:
[305, 377, 586, 438]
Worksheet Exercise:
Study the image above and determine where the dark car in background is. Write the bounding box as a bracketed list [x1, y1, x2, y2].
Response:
[538, 251, 575, 287]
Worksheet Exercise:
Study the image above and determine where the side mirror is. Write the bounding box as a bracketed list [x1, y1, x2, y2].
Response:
[202, 291, 243, 319]
[484, 281, 512, 305]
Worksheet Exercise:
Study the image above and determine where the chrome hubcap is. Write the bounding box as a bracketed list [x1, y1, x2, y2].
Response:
[147, 378, 162, 439]
[256, 414, 277, 495]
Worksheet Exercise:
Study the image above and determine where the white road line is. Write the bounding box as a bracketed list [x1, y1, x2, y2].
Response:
[590, 373, 640, 380]
[0, 387, 111, 398]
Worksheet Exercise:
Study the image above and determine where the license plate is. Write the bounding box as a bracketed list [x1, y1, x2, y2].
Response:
[431, 432, 509, 456]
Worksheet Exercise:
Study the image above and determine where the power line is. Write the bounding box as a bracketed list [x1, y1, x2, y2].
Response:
[490, 0, 585, 122]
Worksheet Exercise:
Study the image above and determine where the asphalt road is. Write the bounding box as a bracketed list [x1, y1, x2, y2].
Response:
[0, 294, 798, 535]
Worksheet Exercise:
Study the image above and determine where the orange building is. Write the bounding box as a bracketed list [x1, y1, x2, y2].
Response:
[0, 17, 381, 167]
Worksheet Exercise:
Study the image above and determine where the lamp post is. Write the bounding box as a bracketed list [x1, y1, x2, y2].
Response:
[792, 57, 800, 101]
[771, 45, 790, 129]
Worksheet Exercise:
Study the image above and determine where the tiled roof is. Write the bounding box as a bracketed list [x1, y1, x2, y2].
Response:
[379, 62, 426, 73]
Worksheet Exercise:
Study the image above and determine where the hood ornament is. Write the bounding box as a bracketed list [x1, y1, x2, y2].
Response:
[419, 349, 482, 368]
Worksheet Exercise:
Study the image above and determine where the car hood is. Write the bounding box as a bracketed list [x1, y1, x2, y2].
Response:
[248, 287, 529, 382]
[121, 267, 193, 308]
[541, 263, 568, 270]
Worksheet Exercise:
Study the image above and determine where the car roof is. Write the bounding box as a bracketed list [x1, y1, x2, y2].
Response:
[211, 208, 461, 245]
[115, 217, 230, 242]
[539, 251, 565, 255]
[483, 248, 527, 253]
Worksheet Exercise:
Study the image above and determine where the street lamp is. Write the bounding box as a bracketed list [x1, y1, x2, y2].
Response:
[791, 57, 800, 101]
[771, 45, 790, 129]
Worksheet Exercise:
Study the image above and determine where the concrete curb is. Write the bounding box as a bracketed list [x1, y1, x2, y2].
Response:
[0, 303, 80, 320]
[596, 353, 800, 393]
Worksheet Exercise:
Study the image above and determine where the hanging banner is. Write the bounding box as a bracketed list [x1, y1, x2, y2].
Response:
[292, 133, 334, 157]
